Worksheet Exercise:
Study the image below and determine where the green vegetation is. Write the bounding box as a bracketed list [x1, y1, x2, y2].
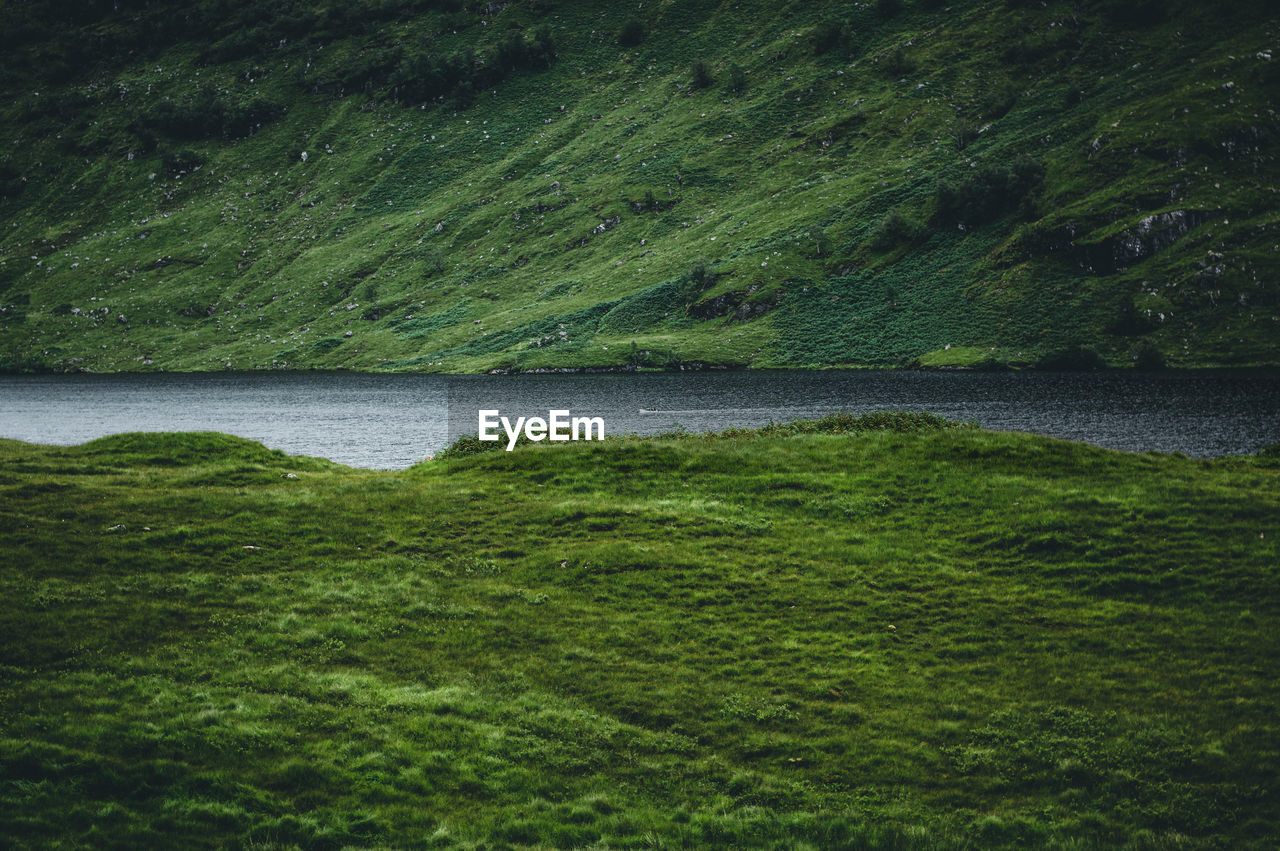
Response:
[2, 422, 1278, 846]
[0, 0, 1278, 374]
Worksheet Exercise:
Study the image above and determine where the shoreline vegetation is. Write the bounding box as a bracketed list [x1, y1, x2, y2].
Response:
[6, 358, 1280, 377]
[2, 414, 1277, 847]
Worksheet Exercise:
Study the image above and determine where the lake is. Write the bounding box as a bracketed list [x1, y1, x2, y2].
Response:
[1, 370, 1278, 468]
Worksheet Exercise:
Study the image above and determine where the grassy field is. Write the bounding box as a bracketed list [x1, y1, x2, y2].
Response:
[1, 0, 1278, 373]
[2, 417, 1278, 847]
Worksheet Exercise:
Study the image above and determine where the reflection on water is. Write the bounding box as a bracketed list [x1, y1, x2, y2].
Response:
[1, 369, 1278, 468]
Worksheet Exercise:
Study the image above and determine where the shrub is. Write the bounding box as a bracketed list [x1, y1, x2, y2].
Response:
[423, 246, 446, 277]
[1035, 346, 1106, 371]
[951, 119, 980, 151]
[980, 81, 1019, 119]
[688, 257, 712, 286]
[881, 47, 915, 77]
[1000, 28, 1073, 66]
[1133, 343, 1165, 370]
[869, 209, 927, 251]
[132, 88, 283, 141]
[935, 155, 1045, 227]
[437, 433, 527, 458]
[690, 59, 713, 89]
[617, 18, 645, 47]
[811, 21, 854, 54]
[726, 62, 746, 94]
[161, 147, 203, 175]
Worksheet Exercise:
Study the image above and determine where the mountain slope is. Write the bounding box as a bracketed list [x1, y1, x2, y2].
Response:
[1, 0, 1277, 372]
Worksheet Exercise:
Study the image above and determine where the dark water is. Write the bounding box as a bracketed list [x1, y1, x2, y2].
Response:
[1, 370, 1278, 468]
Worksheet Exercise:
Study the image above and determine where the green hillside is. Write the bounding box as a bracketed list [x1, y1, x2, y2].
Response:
[2, 422, 1278, 846]
[1, 0, 1277, 373]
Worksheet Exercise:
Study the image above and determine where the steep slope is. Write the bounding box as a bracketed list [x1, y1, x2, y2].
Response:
[0, 0, 1277, 372]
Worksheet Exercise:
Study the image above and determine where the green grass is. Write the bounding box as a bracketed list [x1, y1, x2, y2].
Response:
[2, 422, 1278, 847]
[1, 0, 1278, 373]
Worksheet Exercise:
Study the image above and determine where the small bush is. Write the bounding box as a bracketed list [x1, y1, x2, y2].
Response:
[726, 62, 746, 94]
[935, 155, 1045, 226]
[1133, 343, 1165, 370]
[1036, 346, 1106, 371]
[1000, 28, 1073, 66]
[423, 246, 447, 277]
[690, 60, 713, 89]
[132, 88, 283, 141]
[870, 209, 927, 251]
[951, 120, 980, 151]
[688, 257, 712, 286]
[881, 47, 915, 77]
[980, 81, 1019, 119]
[811, 21, 854, 54]
[437, 433, 524, 458]
[617, 18, 645, 47]
[160, 147, 203, 175]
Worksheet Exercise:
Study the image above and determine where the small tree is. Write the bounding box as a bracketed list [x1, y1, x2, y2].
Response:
[807, 225, 831, 258]
[423, 245, 446, 277]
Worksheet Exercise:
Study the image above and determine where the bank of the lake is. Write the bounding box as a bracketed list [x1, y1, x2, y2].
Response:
[3, 368, 1280, 466]
[2, 418, 1277, 848]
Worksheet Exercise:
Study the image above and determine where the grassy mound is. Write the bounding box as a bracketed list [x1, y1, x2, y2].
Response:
[1, 428, 1277, 846]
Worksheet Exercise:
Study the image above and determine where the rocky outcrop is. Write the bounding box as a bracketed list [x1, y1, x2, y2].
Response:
[687, 285, 783, 322]
[1030, 210, 1209, 275]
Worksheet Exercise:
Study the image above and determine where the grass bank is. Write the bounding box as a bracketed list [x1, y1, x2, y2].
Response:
[1, 420, 1278, 847]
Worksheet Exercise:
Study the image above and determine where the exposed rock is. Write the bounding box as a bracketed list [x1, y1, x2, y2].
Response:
[688, 286, 782, 322]
[1032, 210, 1209, 275]
[592, 216, 621, 234]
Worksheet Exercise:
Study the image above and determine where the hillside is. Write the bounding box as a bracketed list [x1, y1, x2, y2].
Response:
[0, 0, 1277, 373]
[2, 422, 1278, 846]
